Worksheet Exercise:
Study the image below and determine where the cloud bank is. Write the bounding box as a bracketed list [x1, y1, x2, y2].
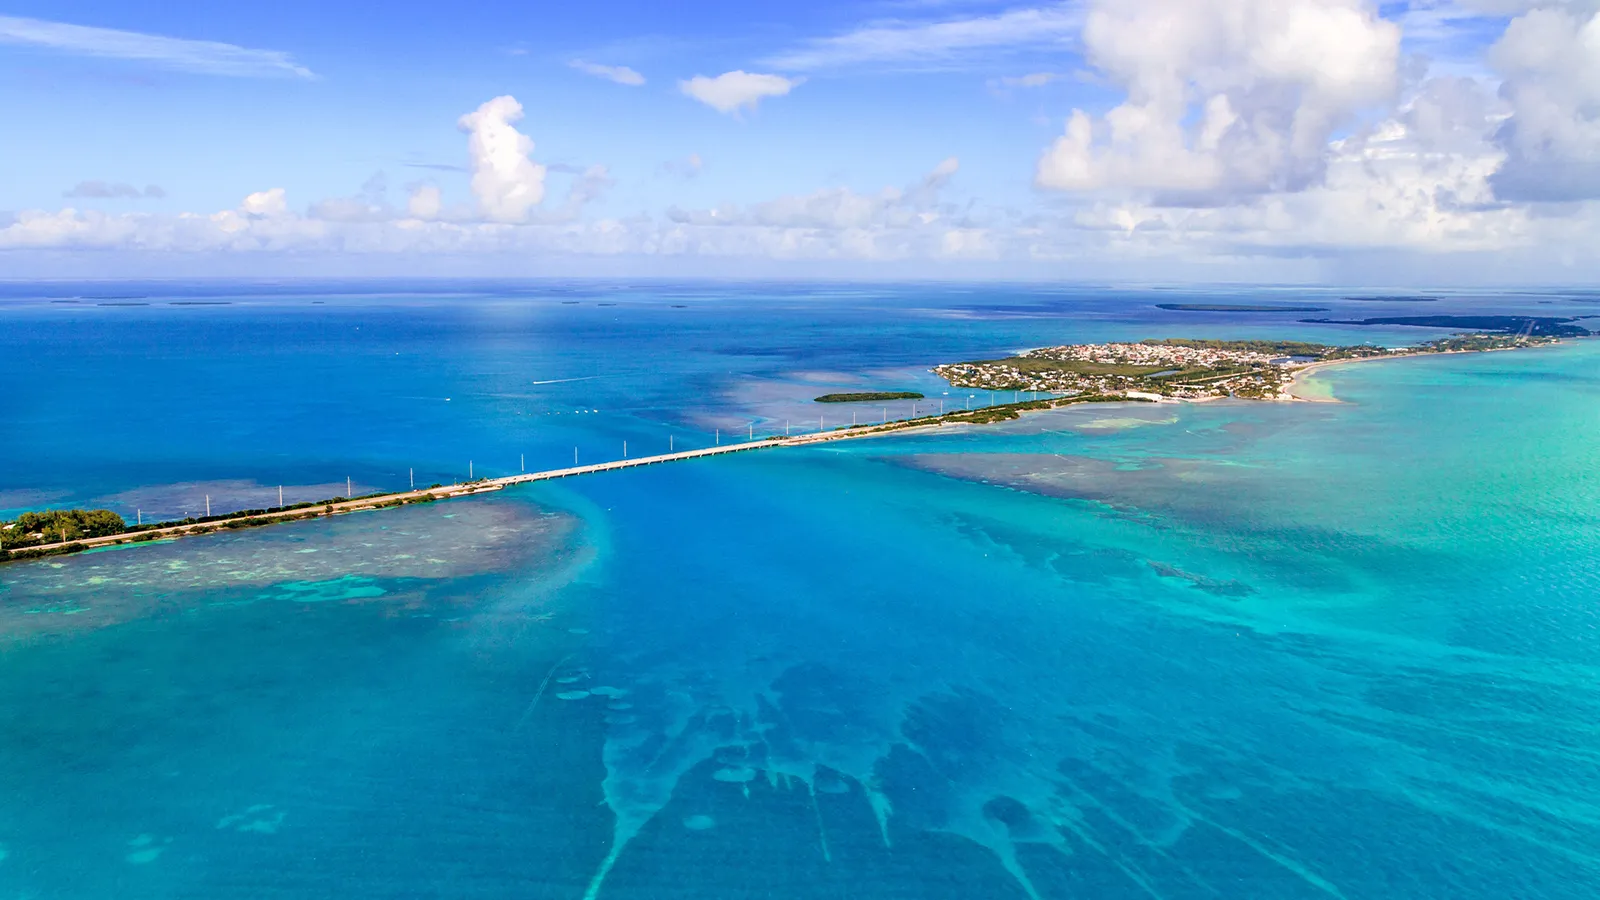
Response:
[0, 156, 985, 265]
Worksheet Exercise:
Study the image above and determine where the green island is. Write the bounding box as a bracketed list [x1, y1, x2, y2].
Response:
[933, 334, 1558, 401]
[814, 391, 924, 403]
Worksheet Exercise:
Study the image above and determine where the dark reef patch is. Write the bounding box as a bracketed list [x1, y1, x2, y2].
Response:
[1157, 304, 1329, 312]
[1148, 562, 1255, 598]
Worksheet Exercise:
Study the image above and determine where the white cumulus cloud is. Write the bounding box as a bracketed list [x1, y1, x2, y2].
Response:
[1036, 0, 1401, 204]
[240, 188, 288, 217]
[679, 71, 798, 115]
[457, 96, 548, 223]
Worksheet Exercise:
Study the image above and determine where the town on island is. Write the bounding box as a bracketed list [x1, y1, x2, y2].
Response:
[0, 328, 1564, 564]
[931, 332, 1554, 401]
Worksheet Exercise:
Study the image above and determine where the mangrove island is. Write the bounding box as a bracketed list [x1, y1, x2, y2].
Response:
[814, 391, 925, 403]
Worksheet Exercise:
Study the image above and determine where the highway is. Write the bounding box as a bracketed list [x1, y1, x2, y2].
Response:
[1, 420, 917, 563]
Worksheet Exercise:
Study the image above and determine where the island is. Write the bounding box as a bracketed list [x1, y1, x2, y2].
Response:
[1302, 315, 1590, 336]
[932, 334, 1557, 401]
[814, 391, 925, 403]
[1157, 303, 1329, 312]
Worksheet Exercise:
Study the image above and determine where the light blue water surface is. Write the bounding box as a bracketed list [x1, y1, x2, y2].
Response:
[2, 282, 1599, 898]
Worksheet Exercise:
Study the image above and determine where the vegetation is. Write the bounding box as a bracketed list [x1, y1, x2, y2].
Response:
[814, 391, 924, 403]
[877, 393, 1143, 428]
[1, 509, 126, 549]
[2, 542, 88, 562]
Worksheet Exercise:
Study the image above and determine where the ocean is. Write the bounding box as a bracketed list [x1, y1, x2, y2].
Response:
[2, 281, 1598, 898]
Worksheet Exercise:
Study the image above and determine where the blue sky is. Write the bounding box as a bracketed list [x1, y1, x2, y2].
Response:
[0, 1, 1076, 211]
[1, 0, 1596, 282]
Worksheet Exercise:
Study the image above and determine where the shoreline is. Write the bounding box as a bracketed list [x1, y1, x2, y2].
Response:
[1283, 352, 1422, 402]
[1283, 341, 1562, 402]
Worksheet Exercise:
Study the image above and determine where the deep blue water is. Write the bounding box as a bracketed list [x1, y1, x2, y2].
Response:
[3, 281, 1600, 898]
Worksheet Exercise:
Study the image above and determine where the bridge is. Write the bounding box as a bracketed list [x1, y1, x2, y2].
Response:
[0, 419, 928, 563]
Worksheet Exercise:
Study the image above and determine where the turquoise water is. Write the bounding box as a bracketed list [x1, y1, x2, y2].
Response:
[3, 284, 1600, 897]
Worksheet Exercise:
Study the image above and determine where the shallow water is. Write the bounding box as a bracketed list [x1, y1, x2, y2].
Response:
[3, 284, 1599, 898]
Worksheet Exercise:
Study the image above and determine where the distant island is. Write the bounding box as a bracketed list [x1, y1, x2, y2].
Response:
[1302, 315, 1590, 337]
[933, 333, 1558, 402]
[1345, 296, 1439, 303]
[814, 391, 924, 403]
[1157, 303, 1329, 312]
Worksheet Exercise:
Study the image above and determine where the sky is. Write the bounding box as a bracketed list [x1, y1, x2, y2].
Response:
[1, 0, 1598, 283]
